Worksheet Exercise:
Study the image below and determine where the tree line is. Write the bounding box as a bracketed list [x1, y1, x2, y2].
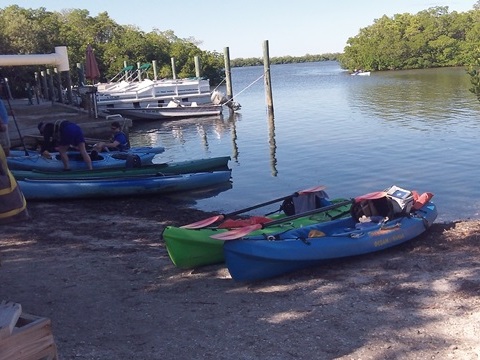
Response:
[2, 4, 480, 102]
[338, 5, 480, 71]
[0, 5, 225, 96]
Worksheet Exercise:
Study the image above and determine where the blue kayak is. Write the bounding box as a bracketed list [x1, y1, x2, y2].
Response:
[7, 146, 165, 171]
[18, 170, 232, 200]
[223, 187, 437, 281]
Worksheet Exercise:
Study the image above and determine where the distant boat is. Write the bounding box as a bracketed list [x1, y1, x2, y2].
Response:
[351, 70, 371, 76]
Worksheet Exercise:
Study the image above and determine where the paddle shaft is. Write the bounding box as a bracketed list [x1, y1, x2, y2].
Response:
[220, 185, 326, 217]
[210, 199, 354, 240]
[222, 192, 301, 218]
[181, 185, 327, 229]
[0, 79, 29, 156]
[255, 199, 353, 229]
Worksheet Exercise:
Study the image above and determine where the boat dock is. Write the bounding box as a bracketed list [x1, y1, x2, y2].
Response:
[5, 99, 132, 149]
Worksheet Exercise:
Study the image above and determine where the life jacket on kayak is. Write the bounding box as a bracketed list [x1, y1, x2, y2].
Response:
[351, 185, 433, 222]
[0, 146, 29, 224]
[280, 189, 331, 216]
[218, 189, 332, 229]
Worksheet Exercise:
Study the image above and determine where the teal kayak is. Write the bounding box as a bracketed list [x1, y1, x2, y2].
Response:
[12, 156, 230, 180]
[18, 170, 232, 200]
[7, 146, 165, 171]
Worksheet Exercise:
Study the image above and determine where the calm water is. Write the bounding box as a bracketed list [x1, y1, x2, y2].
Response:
[129, 61, 480, 222]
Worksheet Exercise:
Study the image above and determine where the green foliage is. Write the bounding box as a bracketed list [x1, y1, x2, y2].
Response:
[4, 4, 480, 104]
[339, 6, 480, 72]
[467, 61, 480, 102]
[0, 5, 224, 95]
[231, 53, 340, 67]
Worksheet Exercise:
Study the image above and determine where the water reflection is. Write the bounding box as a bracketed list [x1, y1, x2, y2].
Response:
[267, 113, 277, 176]
[126, 62, 480, 221]
[160, 181, 233, 205]
[345, 67, 479, 130]
[227, 112, 239, 162]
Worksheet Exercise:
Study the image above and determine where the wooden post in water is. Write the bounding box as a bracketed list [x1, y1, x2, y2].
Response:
[194, 56, 201, 78]
[171, 57, 177, 79]
[223, 47, 233, 102]
[263, 40, 274, 117]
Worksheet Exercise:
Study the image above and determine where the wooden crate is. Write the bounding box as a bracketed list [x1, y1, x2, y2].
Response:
[0, 301, 58, 360]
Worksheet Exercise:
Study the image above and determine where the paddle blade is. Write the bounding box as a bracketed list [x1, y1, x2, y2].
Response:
[298, 185, 326, 194]
[181, 214, 225, 229]
[355, 191, 387, 202]
[180, 185, 327, 229]
[210, 224, 262, 240]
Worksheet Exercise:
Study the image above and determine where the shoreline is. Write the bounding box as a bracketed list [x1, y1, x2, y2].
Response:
[1, 197, 479, 359]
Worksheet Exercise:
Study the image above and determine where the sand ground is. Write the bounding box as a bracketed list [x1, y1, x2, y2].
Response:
[1, 100, 480, 359]
[1, 197, 479, 360]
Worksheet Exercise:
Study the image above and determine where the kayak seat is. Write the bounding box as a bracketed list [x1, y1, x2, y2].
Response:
[281, 190, 331, 216]
[351, 196, 393, 222]
[125, 154, 142, 168]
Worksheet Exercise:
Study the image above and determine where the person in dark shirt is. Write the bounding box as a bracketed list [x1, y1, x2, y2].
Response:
[0, 98, 10, 156]
[92, 121, 130, 153]
[38, 120, 92, 170]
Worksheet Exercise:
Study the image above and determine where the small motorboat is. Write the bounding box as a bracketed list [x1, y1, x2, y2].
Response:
[105, 102, 223, 120]
[351, 70, 371, 76]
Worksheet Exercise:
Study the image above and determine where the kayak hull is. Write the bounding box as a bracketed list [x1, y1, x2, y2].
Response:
[18, 170, 232, 200]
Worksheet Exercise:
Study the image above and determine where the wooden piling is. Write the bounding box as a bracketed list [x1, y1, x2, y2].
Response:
[54, 68, 63, 103]
[194, 56, 201, 78]
[223, 47, 233, 101]
[152, 60, 158, 80]
[263, 40, 274, 117]
[171, 57, 177, 79]
[137, 62, 142, 81]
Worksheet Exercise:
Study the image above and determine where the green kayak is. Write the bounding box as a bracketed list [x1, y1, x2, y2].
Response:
[162, 197, 352, 269]
[11, 156, 230, 180]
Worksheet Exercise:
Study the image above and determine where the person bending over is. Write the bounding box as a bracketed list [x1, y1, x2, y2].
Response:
[38, 120, 93, 170]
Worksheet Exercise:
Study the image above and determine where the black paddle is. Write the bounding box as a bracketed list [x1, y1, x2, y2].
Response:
[181, 185, 327, 229]
[0, 78, 29, 156]
[210, 199, 354, 240]
[209, 191, 389, 240]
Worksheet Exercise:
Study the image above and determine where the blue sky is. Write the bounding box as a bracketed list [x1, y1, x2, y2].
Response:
[4, 1, 476, 58]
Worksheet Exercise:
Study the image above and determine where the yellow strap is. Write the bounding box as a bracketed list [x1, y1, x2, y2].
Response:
[0, 170, 16, 196]
[0, 146, 28, 218]
[0, 194, 27, 219]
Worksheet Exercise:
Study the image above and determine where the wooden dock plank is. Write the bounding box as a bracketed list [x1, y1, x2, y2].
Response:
[0, 301, 22, 340]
